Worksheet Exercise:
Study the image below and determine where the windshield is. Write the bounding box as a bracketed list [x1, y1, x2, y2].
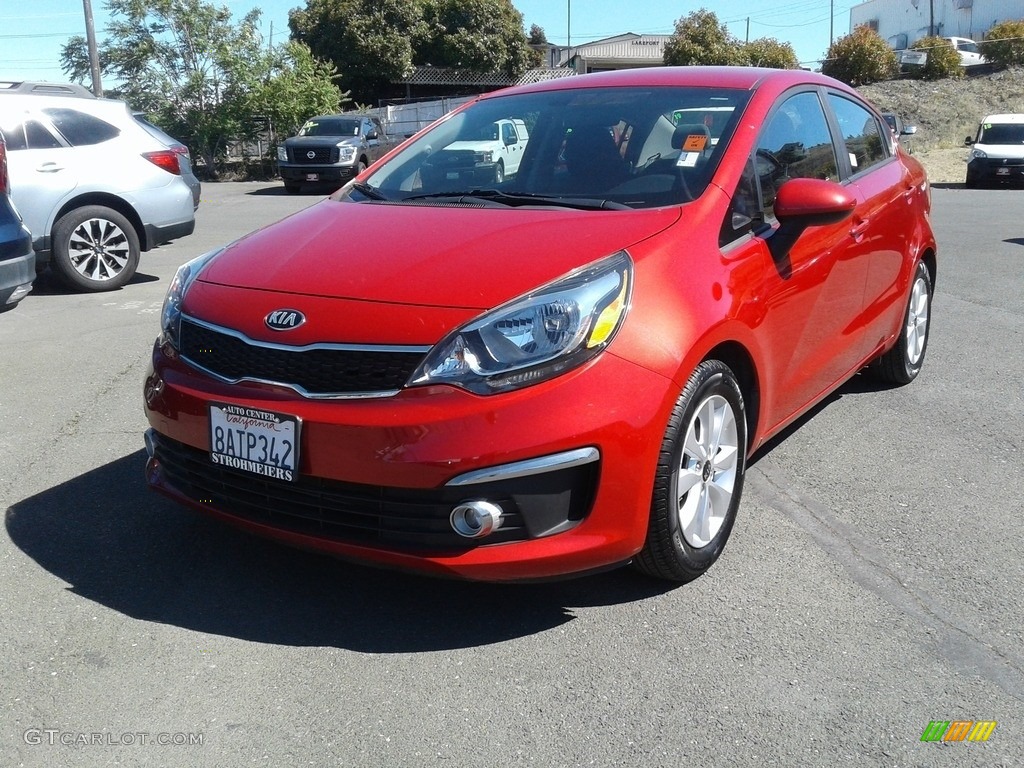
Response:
[360, 85, 749, 209]
[299, 118, 360, 137]
[979, 122, 1024, 144]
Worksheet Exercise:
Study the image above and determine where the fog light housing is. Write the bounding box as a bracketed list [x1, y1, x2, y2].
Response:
[5, 282, 32, 305]
[450, 501, 504, 539]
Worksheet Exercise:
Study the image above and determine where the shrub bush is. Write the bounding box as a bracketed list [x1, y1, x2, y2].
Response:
[910, 36, 963, 80]
[981, 20, 1024, 69]
[822, 26, 899, 86]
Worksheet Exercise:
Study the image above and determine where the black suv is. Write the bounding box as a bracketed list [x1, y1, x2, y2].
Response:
[0, 130, 34, 312]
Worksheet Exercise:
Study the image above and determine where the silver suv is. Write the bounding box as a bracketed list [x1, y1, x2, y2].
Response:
[0, 84, 196, 291]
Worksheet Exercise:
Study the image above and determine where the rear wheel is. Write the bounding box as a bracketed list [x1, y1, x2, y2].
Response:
[50, 205, 140, 292]
[635, 360, 747, 583]
[284, 182, 301, 193]
[870, 259, 932, 384]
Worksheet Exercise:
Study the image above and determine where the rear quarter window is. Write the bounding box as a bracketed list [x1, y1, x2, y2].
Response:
[43, 108, 120, 146]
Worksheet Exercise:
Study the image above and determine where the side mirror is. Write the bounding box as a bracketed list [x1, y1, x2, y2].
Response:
[964, 136, 974, 146]
[769, 177, 856, 261]
[902, 125, 918, 136]
[366, 130, 379, 140]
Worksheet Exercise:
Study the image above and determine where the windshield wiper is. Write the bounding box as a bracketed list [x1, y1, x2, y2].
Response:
[348, 182, 388, 201]
[401, 189, 630, 210]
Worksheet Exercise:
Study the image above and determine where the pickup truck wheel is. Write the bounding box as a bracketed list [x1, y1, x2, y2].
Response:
[494, 160, 505, 184]
[356, 160, 367, 176]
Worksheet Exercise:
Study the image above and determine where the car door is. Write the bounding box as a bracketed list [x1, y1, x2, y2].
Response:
[826, 92, 912, 355]
[0, 108, 79, 250]
[720, 89, 872, 430]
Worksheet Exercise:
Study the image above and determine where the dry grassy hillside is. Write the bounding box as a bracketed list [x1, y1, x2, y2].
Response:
[857, 67, 1024, 183]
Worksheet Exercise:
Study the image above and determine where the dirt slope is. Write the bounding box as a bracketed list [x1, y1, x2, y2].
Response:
[857, 67, 1024, 183]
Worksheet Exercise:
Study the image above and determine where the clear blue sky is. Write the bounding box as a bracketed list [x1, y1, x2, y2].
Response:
[0, 0, 856, 84]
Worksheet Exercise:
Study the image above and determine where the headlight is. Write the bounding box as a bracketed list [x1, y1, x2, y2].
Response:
[408, 251, 632, 394]
[338, 145, 356, 164]
[277, 146, 288, 162]
[159, 248, 223, 350]
[970, 148, 987, 160]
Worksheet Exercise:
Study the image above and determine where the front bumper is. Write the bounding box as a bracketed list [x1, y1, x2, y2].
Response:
[142, 341, 676, 581]
[967, 157, 1024, 185]
[280, 164, 358, 184]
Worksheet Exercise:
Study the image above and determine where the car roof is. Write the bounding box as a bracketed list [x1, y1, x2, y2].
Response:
[981, 113, 1024, 124]
[484, 66, 846, 99]
[0, 80, 95, 98]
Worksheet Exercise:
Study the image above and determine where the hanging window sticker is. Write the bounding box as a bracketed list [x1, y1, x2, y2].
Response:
[683, 134, 708, 152]
[676, 152, 699, 168]
[849, 152, 858, 168]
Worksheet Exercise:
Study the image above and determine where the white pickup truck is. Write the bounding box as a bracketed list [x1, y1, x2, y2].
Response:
[427, 118, 530, 184]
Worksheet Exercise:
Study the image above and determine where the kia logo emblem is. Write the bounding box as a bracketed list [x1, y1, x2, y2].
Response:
[306, 150, 316, 159]
[265, 309, 306, 331]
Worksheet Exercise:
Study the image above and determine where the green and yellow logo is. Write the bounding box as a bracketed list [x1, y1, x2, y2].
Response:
[920, 720, 997, 742]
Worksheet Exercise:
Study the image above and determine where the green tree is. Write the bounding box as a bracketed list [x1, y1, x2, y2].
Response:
[910, 36, 963, 80]
[980, 20, 1024, 69]
[821, 25, 898, 86]
[289, 0, 422, 105]
[663, 10, 746, 66]
[61, 0, 341, 176]
[741, 37, 799, 69]
[413, 0, 532, 77]
[250, 41, 348, 140]
[528, 24, 548, 46]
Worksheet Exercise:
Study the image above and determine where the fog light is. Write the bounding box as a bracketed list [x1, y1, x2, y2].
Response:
[450, 501, 504, 539]
[5, 282, 32, 304]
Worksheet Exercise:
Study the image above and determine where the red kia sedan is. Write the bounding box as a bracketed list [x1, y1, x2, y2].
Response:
[143, 67, 936, 583]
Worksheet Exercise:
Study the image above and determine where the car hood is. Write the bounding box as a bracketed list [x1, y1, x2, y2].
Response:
[198, 198, 680, 310]
[286, 136, 360, 147]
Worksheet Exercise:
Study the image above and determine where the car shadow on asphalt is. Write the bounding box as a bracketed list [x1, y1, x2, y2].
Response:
[27, 269, 162, 296]
[5, 450, 674, 652]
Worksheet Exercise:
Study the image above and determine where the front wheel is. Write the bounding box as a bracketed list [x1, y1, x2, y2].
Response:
[634, 360, 747, 583]
[494, 160, 505, 184]
[50, 205, 140, 292]
[869, 259, 932, 384]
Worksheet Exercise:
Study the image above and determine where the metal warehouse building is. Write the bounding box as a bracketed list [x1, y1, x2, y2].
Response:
[850, 0, 1022, 50]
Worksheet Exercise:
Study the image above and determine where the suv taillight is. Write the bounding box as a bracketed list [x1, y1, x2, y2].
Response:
[143, 149, 182, 175]
[0, 140, 9, 195]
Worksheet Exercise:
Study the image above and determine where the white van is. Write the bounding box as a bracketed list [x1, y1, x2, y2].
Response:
[964, 113, 1024, 188]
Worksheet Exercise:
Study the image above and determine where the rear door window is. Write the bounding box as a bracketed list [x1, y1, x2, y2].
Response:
[826, 95, 888, 176]
[43, 108, 120, 146]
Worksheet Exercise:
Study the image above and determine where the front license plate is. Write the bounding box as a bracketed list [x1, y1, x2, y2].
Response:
[305, 172, 320, 181]
[209, 403, 300, 481]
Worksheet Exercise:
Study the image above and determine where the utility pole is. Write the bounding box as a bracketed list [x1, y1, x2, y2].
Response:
[567, 0, 571, 70]
[746, 17, 750, 44]
[83, 0, 103, 96]
[929, 0, 935, 36]
[829, 0, 834, 46]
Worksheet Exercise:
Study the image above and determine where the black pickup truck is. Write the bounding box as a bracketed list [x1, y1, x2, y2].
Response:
[277, 114, 395, 193]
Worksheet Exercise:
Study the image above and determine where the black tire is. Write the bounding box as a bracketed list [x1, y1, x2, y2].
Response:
[634, 360, 747, 583]
[284, 182, 301, 194]
[965, 173, 980, 189]
[494, 160, 505, 184]
[50, 205, 140, 292]
[356, 160, 368, 176]
[869, 259, 932, 385]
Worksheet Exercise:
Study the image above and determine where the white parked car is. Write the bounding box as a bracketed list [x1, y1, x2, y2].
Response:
[965, 113, 1024, 188]
[0, 83, 197, 291]
[942, 37, 986, 67]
